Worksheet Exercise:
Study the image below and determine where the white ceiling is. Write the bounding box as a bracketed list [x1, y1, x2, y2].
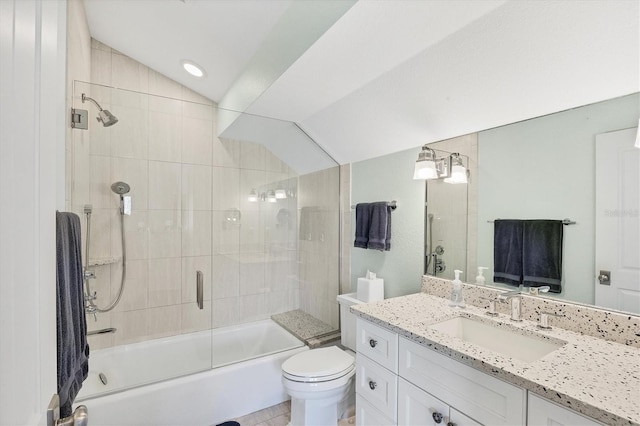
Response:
[83, 0, 639, 165]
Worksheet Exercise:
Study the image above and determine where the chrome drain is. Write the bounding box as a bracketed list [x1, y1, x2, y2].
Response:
[99, 372, 108, 385]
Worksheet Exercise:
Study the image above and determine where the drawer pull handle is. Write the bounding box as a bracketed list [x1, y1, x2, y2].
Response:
[369, 339, 377, 348]
[368, 380, 377, 390]
[432, 412, 443, 423]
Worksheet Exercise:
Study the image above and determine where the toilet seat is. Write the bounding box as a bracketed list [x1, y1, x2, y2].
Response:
[282, 346, 355, 383]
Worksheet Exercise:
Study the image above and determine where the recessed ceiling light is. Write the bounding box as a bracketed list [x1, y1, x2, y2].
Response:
[181, 60, 206, 78]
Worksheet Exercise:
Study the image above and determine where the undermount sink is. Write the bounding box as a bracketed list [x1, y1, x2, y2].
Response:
[428, 315, 566, 363]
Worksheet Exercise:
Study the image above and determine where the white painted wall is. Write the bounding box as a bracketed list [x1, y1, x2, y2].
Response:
[0, 0, 66, 424]
[351, 148, 425, 298]
[477, 93, 640, 305]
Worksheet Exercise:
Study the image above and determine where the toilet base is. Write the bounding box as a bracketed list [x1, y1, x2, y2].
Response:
[288, 381, 354, 426]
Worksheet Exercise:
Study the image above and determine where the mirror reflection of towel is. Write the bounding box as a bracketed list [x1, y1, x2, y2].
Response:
[493, 220, 523, 286]
[523, 220, 563, 293]
[493, 219, 563, 293]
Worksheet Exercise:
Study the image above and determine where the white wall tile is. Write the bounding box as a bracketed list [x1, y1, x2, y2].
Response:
[181, 210, 212, 257]
[181, 86, 213, 105]
[148, 68, 182, 99]
[148, 210, 182, 258]
[111, 52, 149, 93]
[149, 161, 181, 210]
[90, 155, 111, 208]
[239, 254, 266, 296]
[181, 302, 211, 333]
[182, 117, 212, 166]
[88, 208, 113, 260]
[213, 138, 241, 168]
[240, 210, 265, 253]
[110, 259, 148, 312]
[213, 210, 240, 255]
[212, 297, 239, 328]
[183, 101, 213, 121]
[148, 110, 182, 163]
[238, 294, 267, 323]
[90, 47, 112, 87]
[240, 141, 265, 170]
[110, 105, 149, 159]
[112, 209, 148, 260]
[112, 309, 149, 345]
[182, 164, 212, 211]
[147, 305, 181, 339]
[148, 257, 182, 307]
[212, 167, 239, 210]
[212, 254, 239, 299]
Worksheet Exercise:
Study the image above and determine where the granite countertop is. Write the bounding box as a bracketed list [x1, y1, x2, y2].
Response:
[351, 293, 640, 426]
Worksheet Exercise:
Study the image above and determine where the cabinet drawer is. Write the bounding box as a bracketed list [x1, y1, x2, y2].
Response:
[399, 337, 525, 425]
[528, 393, 604, 426]
[356, 353, 398, 421]
[398, 377, 449, 426]
[356, 318, 398, 373]
[356, 394, 395, 426]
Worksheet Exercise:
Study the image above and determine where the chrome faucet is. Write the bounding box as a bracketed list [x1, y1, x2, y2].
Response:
[498, 290, 522, 321]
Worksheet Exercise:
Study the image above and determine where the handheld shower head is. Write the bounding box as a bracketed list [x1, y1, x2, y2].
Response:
[82, 93, 118, 127]
[111, 181, 130, 195]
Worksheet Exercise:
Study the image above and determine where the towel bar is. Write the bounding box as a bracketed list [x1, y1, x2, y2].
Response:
[351, 200, 397, 210]
[487, 218, 576, 225]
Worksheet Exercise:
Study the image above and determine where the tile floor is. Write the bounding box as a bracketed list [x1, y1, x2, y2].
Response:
[230, 401, 290, 426]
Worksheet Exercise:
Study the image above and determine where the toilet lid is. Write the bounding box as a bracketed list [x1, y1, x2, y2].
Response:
[282, 347, 354, 381]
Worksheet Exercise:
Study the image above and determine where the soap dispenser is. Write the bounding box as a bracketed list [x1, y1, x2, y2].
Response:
[476, 267, 488, 285]
[449, 270, 465, 308]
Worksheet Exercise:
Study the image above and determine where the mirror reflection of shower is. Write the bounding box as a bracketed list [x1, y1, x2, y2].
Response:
[84, 181, 131, 319]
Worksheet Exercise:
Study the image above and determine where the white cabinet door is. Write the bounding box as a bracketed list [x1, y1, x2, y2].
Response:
[399, 337, 525, 425]
[398, 378, 449, 426]
[356, 394, 395, 426]
[356, 319, 399, 373]
[528, 394, 604, 426]
[449, 408, 482, 426]
[355, 353, 398, 421]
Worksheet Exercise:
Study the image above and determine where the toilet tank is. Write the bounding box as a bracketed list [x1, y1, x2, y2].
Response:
[337, 293, 364, 351]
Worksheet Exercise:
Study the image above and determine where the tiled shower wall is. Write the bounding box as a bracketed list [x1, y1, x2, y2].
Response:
[298, 167, 341, 330]
[70, 40, 305, 350]
[426, 134, 478, 280]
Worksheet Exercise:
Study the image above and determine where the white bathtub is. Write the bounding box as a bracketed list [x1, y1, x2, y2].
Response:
[76, 320, 306, 425]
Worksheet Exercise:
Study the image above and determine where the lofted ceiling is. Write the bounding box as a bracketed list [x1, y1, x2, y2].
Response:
[83, 0, 639, 165]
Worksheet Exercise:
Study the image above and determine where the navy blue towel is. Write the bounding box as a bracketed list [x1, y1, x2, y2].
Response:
[353, 203, 371, 248]
[523, 220, 563, 293]
[493, 219, 523, 286]
[354, 202, 392, 251]
[56, 212, 90, 417]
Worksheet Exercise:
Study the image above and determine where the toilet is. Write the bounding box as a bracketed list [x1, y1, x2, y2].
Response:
[282, 293, 362, 426]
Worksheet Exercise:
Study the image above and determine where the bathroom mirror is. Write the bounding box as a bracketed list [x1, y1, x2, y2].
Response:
[432, 92, 639, 315]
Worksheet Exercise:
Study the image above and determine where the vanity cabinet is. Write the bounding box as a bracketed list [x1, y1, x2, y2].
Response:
[355, 318, 605, 426]
[398, 377, 481, 426]
[528, 393, 605, 426]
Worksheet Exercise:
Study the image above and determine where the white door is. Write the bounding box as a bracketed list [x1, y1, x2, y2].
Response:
[595, 127, 640, 314]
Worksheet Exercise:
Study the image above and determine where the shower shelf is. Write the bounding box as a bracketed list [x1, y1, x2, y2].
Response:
[88, 256, 121, 267]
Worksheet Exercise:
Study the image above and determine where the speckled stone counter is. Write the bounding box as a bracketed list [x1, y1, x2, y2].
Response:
[271, 310, 337, 343]
[351, 293, 640, 426]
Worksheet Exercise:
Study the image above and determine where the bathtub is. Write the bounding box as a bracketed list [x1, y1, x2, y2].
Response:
[76, 319, 306, 425]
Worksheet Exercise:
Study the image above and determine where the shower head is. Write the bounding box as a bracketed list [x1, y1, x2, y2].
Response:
[82, 93, 118, 127]
[111, 181, 130, 195]
[98, 109, 118, 127]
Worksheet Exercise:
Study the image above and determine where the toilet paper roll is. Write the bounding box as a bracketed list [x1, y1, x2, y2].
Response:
[357, 277, 384, 302]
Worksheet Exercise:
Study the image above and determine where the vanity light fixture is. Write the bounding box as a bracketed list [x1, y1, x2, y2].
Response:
[181, 60, 206, 78]
[443, 153, 468, 184]
[275, 188, 287, 199]
[266, 190, 277, 203]
[248, 189, 260, 202]
[413, 145, 468, 184]
[413, 145, 438, 180]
